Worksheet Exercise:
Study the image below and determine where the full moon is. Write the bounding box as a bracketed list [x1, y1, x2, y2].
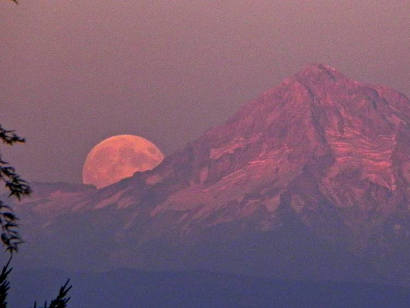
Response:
[82, 135, 164, 188]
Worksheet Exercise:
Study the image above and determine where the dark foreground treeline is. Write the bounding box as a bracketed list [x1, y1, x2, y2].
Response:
[8, 269, 410, 308]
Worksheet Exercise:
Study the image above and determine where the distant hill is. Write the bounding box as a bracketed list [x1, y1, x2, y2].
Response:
[9, 269, 410, 308]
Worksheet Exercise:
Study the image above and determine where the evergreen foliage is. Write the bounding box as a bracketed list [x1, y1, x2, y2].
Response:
[33, 280, 72, 308]
[0, 125, 71, 307]
[0, 257, 12, 308]
[0, 125, 30, 253]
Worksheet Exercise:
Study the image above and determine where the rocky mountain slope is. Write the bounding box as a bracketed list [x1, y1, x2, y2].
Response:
[10, 64, 410, 286]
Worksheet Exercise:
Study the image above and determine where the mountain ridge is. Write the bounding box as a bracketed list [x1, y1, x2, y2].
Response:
[10, 64, 410, 286]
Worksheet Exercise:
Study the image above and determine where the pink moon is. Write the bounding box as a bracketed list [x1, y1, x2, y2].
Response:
[82, 135, 164, 188]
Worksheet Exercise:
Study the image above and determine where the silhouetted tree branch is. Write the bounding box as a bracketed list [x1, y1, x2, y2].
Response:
[0, 257, 12, 308]
[0, 124, 71, 307]
[0, 125, 30, 254]
[33, 280, 72, 308]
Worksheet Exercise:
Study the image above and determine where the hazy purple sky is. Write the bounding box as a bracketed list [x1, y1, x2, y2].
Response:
[1, 0, 409, 184]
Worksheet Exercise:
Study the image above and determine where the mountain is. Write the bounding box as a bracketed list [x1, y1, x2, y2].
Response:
[9, 64, 410, 286]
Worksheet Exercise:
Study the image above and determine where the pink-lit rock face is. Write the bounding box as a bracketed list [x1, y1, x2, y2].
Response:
[136, 64, 410, 240]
